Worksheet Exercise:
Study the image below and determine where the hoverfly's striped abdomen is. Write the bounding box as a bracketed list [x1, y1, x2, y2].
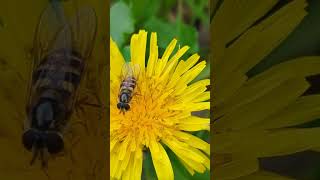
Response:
[120, 76, 136, 95]
[32, 50, 84, 97]
[118, 76, 137, 112]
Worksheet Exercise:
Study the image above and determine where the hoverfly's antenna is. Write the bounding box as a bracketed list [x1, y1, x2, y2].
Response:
[30, 146, 39, 165]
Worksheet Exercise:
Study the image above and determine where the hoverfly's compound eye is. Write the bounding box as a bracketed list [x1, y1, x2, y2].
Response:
[22, 129, 38, 151]
[124, 104, 130, 111]
[117, 103, 121, 109]
[46, 132, 64, 154]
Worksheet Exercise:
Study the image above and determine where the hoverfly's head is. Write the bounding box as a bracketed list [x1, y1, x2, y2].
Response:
[22, 129, 64, 166]
[117, 102, 130, 113]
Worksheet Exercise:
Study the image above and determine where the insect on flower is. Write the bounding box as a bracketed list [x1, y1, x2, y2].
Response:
[117, 63, 140, 114]
[22, 3, 97, 167]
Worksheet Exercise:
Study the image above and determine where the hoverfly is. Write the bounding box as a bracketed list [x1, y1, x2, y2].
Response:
[22, 2, 97, 167]
[117, 63, 140, 114]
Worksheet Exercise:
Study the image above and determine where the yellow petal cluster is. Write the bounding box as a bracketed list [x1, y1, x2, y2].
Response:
[110, 30, 210, 180]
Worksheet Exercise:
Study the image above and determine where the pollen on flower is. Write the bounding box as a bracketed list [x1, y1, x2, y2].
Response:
[110, 30, 210, 180]
[111, 74, 182, 148]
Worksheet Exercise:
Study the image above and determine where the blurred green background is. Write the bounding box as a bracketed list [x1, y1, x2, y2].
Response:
[110, 0, 210, 179]
[110, 0, 210, 81]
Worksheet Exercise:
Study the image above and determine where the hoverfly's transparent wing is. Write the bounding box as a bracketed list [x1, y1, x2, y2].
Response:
[121, 63, 141, 81]
[118, 63, 141, 97]
[69, 7, 97, 60]
[67, 7, 97, 109]
[33, 3, 71, 65]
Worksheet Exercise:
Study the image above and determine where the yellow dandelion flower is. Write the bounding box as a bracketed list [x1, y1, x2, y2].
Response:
[110, 30, 210, 179]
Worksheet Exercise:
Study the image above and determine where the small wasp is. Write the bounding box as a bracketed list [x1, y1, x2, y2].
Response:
[22, 2, 97, 167]
[117, 63, 140, 113]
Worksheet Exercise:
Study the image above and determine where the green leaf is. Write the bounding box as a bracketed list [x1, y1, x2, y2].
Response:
[192, 62, 210, 83]
[193, 169, 210, 180]
[110, 1, 134, 47]
[120, 45, 131, 62]
[178, 22, 199, 53]
[124, 0, 160, 25]
[142, 150, 157, 180]
[144, 17, 198, 55]
[167, 148, 194, 180]
[185, 0, 209, 26]
[166, 147, 210, 180]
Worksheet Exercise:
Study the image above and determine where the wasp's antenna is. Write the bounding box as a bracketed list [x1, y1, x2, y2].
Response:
[30, 146, 39, 165]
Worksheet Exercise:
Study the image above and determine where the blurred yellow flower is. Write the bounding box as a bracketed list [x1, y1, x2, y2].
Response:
[110, 30, 210, 180]
[212, 0, 320, 179]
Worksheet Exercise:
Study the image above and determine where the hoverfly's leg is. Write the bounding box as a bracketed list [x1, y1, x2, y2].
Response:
[73, 88, 103, 133]
[41, 166, 51, 180]
[130, 91, 142, 104]
[68, 136, 81, 165]
[89, 160, 98, 179]
[40, 148, 49, 169]
[77, 88, 103, 108]
[74, 89, 102, 114]
[30, 146, 39, 165]
[73, 104, 89, 134]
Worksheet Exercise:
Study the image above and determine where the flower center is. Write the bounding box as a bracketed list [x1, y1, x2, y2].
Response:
[112, 75, 179, 147]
